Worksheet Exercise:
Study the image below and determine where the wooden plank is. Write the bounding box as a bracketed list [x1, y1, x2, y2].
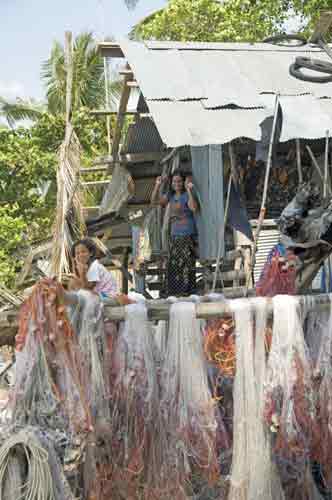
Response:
[98, 42, 124, 59]
[93, 152, 162, 166]
[82, 180, 110, 187]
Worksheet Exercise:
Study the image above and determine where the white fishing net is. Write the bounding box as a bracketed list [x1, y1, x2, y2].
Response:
[160, 301, 219, 499]
[264, 295, 322, 499]
[228, 297, 284, 500]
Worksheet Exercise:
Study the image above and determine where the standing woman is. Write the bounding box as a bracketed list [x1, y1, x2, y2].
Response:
[151, 170, 198, 296]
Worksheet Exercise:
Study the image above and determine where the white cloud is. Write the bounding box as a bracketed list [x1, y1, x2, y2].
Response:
[0, 81, 27, 100]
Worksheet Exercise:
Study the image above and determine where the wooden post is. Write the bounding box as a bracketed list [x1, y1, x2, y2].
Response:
[296, 139, 303, 184]
[121, 247, 130, 294]
[103, 58, 112, 155]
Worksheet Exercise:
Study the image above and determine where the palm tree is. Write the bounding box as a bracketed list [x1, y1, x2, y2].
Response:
[42, 32, 121, 114]
[0, 97, 43, 128]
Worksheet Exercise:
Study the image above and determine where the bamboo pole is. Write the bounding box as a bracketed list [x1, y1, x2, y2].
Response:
[324, 130, 329, 198]
[2, 291, 331, 343]
[306, 145, 332, 196]
[245, 93, 280, 293]
[296, 139, 303, 184]
[65, 31, 73, 132]
[102, 293, 332, 322]
[324, 131, 330, 291]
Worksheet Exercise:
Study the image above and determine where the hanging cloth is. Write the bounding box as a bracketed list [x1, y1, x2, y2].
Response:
[191, 144, 224, 260]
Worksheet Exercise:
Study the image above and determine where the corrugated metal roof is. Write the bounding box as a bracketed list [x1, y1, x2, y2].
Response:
[129, 177, 155, 204]
[118, 40, 332, 146]
[146, 100, 267, 146]
[123, 117, 163, 154]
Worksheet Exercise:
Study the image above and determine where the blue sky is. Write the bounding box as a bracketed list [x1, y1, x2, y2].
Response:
[0, 0, 166, 101]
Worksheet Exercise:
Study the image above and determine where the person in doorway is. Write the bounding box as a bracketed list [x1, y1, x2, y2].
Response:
[151, 170, 198, 296]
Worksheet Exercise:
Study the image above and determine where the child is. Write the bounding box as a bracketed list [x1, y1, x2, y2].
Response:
[69, 238, 118, 299]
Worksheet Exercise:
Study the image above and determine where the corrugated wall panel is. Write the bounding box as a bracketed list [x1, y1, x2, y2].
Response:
[253, 227, 280, 283]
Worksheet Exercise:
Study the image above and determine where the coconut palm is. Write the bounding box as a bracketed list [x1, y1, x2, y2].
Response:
[0, 96, 43, 128]
[42, 32, 121, 114]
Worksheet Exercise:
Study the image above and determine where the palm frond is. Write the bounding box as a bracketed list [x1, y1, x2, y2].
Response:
[50, 124, 86, 278]
[42, 32, 105, 114]
[0, 97, 43, 127]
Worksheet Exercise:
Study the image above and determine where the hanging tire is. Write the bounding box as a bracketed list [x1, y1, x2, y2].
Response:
[263, 34, 307, 47]
[289, 62, 332, 83]
[295, 56, 332, 74]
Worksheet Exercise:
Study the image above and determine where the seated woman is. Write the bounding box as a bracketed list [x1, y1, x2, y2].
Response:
[68, 238, 118, 299]
[151, 170, 198, 297]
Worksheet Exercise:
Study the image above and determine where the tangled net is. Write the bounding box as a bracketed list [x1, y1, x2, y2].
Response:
[107, 303, 160, 500]
[204, 318, 236, 378]
[264, 295, 322, 499]
[256, 244, 297, 297]
[13, 278, 91, 434]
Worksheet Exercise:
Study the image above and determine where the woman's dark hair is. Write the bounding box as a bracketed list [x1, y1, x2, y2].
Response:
[169, 170, 186, 195]
[71, 238, 97, 271]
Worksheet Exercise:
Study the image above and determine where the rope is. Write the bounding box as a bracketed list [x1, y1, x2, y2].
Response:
[0, 429, 54, 500]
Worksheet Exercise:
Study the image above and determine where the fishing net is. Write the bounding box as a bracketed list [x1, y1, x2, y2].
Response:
[12, 278, 91, 434]
[228, 298, 284, 500]
[204, 318, 236, 378]
[264, 295, 322, 499]
[107, 302, 160, 500]
[306, 295, 332, 493]
[67, 290, 110, 422]
[256, 243, 297, 297]
[160, 302, 219, 499]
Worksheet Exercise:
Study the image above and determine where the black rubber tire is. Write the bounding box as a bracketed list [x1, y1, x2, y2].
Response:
[263, 34, 307, 47]
[289, 62, 332, 83]
[295, 56, 332, 74]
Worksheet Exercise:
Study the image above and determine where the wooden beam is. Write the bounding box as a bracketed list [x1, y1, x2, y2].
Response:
[127, 81, 139, 88]
[90, 110, 137, 116]
[98, 42, 124, 59]
[121, 247, 130, 294]
[119, 69, 134, 78]
[80, 166, 109, 174]
[112, 70, 133, 159]
[93, 152, 162, 166]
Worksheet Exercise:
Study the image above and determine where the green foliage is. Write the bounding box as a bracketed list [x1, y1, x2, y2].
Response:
[134, 0, 292, 42]
[133, 0, 332, 42]
[292, 0, 332, 37]
[0, 206, 27, 286]
[0, 109, 108, 287]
